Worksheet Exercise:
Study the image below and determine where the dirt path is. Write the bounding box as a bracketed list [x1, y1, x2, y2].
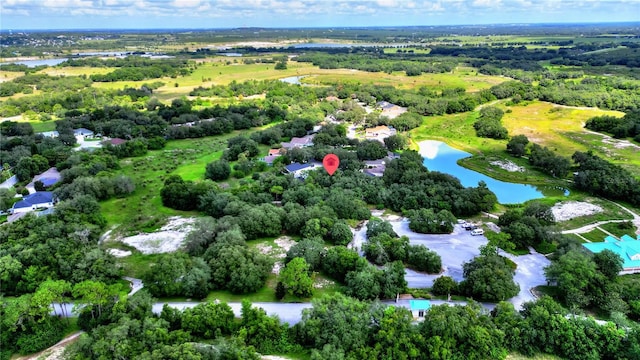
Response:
[14, 332, 83, 360]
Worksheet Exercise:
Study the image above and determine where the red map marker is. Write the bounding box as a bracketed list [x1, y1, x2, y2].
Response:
[323, 154, 340, 176]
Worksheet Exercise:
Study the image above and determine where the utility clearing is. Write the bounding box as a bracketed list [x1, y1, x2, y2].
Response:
[551, 201, 604, 222]
[119, 216, 197, 254]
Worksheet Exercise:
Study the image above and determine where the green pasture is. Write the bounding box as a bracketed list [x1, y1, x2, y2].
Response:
[100, 135, 231, 235]
[305, 65, 506, 92]
[0, 114, 57, 132]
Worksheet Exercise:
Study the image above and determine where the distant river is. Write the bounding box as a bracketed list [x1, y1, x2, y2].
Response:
[1, 58, 68, 67]
[419, 140, 567, 204]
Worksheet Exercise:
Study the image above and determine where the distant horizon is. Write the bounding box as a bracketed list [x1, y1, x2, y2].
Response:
[3, 21, 640, 33]
[1, 0, 638, 31]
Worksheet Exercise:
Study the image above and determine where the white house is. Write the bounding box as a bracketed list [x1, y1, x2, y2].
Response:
[365, 125, 396, 142]
[409, 299, 431, 319]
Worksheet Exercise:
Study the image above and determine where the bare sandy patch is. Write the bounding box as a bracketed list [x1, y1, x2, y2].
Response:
[552, 201, 604, 222]
[490, 160, 525, 172]
[274, 236, 296, 252]
[121, 216, 196, 254]
[107, 248, 132, 258]
[313, 277, 335, 289]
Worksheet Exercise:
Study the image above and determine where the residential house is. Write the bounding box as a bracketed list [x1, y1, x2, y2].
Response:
[376, 101, 407, 119]
[281, 134, 315, 150]
[74, 128, 95, 138]
[104, 138, 127, 146]
[409, 299, 431, 319]
[11, 191, 55, 214]
[363, 159, 387, 177]
[38, 131, 59, 138]
[284, 162, 321, 179]
[365, 125, 396, 142]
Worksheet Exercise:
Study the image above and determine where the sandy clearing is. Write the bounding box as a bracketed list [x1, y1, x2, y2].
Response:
[551, 201, 604, 222]
[490, 160, 525, 172]
[120, 216, 196, 254]
[107, 248, 132, 257]
[274, 236, 296, 252]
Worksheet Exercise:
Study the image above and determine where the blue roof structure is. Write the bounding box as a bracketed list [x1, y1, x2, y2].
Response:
[12, 192, 54, 209]
[622, 234, 637, 242]
[409, 299, 431, 311]
[285, 163, 313, 173]
[583, 238, 640, 270]
[38, 177, 59, 187]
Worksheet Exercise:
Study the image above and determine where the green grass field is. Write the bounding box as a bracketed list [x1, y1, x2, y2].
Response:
[599, 221, 638, 240]
[580, 228, 609, 243]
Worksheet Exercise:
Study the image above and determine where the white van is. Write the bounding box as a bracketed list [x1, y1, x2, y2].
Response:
[471, 228, 484, 236]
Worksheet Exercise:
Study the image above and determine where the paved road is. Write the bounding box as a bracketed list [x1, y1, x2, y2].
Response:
[53, 299, 496, 326]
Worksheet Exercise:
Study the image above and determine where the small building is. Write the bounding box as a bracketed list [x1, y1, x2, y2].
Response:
[268, 148, 284, 157]
[38, 131, 59, 138]
[583, 236, 640, 274]
[365, 125, 397, 142]
[376, 101, 407, 119]
[409, 299, 431, 319]
[104, 138, 127, 146]
[11, 191, 55, 214]
[74, 128, 94, 138]
[284, 162, 321, 179]
[281, 134, 315, 150]
[262, 155, 280, 165]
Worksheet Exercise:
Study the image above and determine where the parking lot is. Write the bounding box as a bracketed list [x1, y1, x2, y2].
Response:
[353, 218, 550, 309]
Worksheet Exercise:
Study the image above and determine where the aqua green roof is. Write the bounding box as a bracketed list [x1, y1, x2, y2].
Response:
[409, 300, 431, 311]
[583, 238, 640, 270]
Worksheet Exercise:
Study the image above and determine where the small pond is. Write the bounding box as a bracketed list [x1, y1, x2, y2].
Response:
[420, 140, 567, 204]
[279, 76, 306, 85]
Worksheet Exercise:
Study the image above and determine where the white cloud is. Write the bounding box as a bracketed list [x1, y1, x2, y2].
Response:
[171, 0, 200, 7]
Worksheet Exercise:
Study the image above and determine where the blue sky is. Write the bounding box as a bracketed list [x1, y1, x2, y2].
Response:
[1, 0, 638, 30]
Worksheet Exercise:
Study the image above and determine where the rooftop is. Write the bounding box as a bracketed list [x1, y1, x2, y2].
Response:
[583, 236, 640, 270]
[409, 299, 431, 311]
[12, 191, 54, 209]
[285, 162, 313, 173]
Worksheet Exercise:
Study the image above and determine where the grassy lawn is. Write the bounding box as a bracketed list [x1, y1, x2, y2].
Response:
[0, 114, 57, 132]
[580, 228, 609, 243]
[599, 222, 638, 240]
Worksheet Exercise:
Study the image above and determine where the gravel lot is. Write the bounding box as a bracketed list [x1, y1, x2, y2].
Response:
[354, 217, 551, 310]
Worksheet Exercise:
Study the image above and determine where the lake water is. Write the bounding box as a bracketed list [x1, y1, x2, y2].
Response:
[420, 140, 566, 204]
[279, 76, 306, 85]
[1, 58, 68, 67]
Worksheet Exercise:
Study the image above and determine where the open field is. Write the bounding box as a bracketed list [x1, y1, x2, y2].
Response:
[0, 114, 57, 132]
[88, 61, 508, 101]
[99, 136, 231, 236]
[38, 66, 115, 76]
[0, 70, 24, 82]
[305, 65, 507, 92]
[501, 101, 624, 153]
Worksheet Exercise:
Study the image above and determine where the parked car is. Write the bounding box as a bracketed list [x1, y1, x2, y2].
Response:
[464, 224, 477, 231]
[471, 228, 484, 236]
